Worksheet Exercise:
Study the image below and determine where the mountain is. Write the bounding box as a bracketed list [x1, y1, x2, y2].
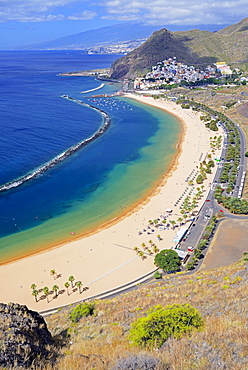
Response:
[21, 22, 162, 50]
[110, 18, 248, 79]
[20, 22, 228, 51]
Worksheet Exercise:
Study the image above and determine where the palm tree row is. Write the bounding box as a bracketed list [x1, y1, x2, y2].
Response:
[133, 241, 160, 259]
[30, 275, 83, 303]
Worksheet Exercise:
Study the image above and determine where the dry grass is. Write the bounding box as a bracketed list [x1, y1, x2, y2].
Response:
[29, 256, 248, 370]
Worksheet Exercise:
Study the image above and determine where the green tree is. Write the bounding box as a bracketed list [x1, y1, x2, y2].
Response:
[170, 220, 176, 229]
[76, 281, 83, 293]
[43, 287, 49, 303]
[154, 249, 181, 273]
[129, 304, 204, 348]
[68, 275, 75, 288]
[177, 217, 183, 226]
[32, 289, 39, 302]
[52, 284, 59, 298]
[186, 261, 195, 271]
[194, 248, 202, 259]
[64, 281, 70, 295]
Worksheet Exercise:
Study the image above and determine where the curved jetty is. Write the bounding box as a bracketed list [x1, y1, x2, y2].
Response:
[0, 96, 111, 193]
[80, 83, 105, 94]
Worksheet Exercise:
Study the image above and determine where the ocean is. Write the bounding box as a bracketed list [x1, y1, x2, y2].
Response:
[0, 51, 180, 262]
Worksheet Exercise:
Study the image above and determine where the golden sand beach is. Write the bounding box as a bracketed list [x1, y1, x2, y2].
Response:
[0, 94, 223, 312]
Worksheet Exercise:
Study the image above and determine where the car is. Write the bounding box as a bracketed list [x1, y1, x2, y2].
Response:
[206, 199, 210, 202]
[187, 246, 194, 252]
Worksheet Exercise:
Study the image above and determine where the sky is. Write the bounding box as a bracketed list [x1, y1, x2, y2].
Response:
[0, 0, 247, 49]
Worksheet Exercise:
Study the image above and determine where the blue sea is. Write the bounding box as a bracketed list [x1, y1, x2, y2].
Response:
[0, 51, 181, 262]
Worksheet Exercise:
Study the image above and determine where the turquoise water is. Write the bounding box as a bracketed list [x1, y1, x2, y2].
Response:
[0, 52, 181, 262]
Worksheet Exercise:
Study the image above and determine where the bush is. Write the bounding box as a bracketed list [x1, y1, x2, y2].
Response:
[153, 271, 162, 279]
[112, 353, 159, 370]
[69, 302, 95, 323]
[129, 304, 204, 348]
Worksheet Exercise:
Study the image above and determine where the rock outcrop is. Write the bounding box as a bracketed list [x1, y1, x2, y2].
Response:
[0, 302, 53, 368]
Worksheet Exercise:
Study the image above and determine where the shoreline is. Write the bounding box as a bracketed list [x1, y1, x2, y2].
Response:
[0, 121, 182, 266]
[0, 94, 222, 311]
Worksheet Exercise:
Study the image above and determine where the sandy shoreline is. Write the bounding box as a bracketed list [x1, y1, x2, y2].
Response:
[0, 94, 222, 312]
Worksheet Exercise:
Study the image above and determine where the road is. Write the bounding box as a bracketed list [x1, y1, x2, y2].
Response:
[179, 115, 247, 257]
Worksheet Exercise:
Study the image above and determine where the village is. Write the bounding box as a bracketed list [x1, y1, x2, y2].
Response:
[133, 57, 237, 90]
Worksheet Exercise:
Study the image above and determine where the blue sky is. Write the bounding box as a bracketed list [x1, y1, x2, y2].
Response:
[0, 0, 247, 48]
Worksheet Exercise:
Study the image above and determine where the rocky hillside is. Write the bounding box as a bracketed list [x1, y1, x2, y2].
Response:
[110, 17, 248, 79]
[0, 303, 54, 368]
[0, 256, 247, 369]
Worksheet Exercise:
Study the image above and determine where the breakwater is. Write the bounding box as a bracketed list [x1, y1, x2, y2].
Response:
[0, 96, 111, 193]
[80, 83, 105, 94]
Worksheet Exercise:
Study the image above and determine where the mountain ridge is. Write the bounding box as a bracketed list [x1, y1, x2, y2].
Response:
[110, 18, 248, 79]
[18, 22, 229, 51]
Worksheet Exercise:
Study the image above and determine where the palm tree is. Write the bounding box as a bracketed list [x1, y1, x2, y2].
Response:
[52, 284, 59, 298]
[138, 251, 146, 260]
[183, 214, 188, 222]
[141, 242, 147, 250]
[43, 287, 49, 303]
[50, 269, 57, 280]
[170, 220, 176, 229]
[177, 217, 183, 226]
[30, 283, 37, 290]
[76, 281, 83, 293]
[32, 289, 39, 302]
[133, 246, 139, 253]
[64, 281, 70, 295]
[68, 275, 75, 288]
[153, 245, 160, 254]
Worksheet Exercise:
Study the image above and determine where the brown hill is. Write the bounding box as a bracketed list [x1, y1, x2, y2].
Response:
[110, 18, 248, 79]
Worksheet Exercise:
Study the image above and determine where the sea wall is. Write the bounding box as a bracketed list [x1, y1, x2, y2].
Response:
[0, 97, 111, 193]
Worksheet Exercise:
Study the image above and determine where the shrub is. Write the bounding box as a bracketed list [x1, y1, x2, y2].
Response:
[69, 302, 95, 323]
[153, 271, 162, 279]
[129, 304, 204, 348]
[112, 353, 160, 370]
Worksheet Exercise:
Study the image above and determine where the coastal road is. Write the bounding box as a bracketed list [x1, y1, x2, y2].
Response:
[179, 116, 247, 254]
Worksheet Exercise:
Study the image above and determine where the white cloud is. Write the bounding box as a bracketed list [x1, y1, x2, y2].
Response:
[67, 10, 97, 20]
[0, 0, 88, 22]
[0, 0, 247, 24]
[101, 0, 248, 25]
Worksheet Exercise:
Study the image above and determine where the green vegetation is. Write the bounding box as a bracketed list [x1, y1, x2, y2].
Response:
[186, 216, 217, 270]
[154, 249, 181, 272]
[153, 271, 162, 279]
[129, 304, 204, 348]
[214, 189, 248, 213]
[69, 302, 95, 323]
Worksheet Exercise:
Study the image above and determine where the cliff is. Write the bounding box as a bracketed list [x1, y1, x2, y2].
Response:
[0, 303, 53, 368]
